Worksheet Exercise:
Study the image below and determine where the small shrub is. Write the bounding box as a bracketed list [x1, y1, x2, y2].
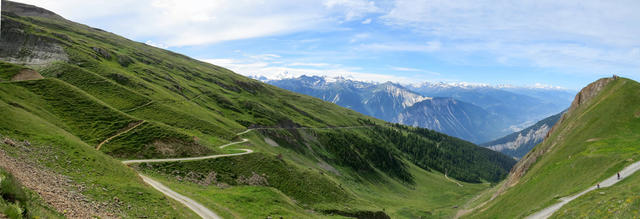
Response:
[4, 202, 24, 219]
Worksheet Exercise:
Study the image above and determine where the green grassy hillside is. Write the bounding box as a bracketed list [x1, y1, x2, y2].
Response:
[1, 1, 516, 218]
[467, 77, 640, 218]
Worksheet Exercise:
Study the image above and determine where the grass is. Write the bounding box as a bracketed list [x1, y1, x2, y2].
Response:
[551, 169, 640, 218]
[0, 96, 199, 218]
[0, 62, 25, 81]
[468, 78, 640, 218]
[136, 152, 353, 206]
[134, 130, 491, 218]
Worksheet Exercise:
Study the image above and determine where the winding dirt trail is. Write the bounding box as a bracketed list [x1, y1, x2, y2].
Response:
[445, 173, 463, 187]
[121, 136, 253, 219]
[138, 174, 222, 219]
[526, 160, 640, 219]
[122, 139, 251, 164]
[96, 121, 145, 150]
[97, 125, 373, 218]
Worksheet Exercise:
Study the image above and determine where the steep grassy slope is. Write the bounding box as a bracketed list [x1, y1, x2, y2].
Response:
[0, 88, 199, 218]
[467, 77, 640, 218]
[1, 1, 515, 217]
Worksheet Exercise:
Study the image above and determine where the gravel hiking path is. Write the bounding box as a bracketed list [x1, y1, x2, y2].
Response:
[120, 133, 253, 219]
[138, 174, 222, 219]
[526, 160, 640, 219]
[107, 126, 372, 218]
[121, 139, 251, 164]
[96, 120, 145, 150]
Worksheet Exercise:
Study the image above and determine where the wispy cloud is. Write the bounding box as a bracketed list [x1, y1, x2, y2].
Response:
[17, 0, 640, 89]
[390, 66, 421, 72]
[17, 0, 381, 47]
[323, 0, 381, 21]
[380, 0, 640, 74]
[145, 40, 168, 49]
[201, 56, 426, 83]
[360, 41, 441, 52]
[288, 62, 331, 67]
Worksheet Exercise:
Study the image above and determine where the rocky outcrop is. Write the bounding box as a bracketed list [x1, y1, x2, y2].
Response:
[567, 77, 615, 115]
[487, 124, 549, 154]
[1, 2, 69, 66]
[483, 111, 564, 159]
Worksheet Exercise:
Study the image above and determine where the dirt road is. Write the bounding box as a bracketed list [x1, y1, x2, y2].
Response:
[526, 161, 640, 219]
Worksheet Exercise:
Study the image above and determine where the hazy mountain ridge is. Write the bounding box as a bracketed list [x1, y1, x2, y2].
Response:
[409, 81, 574, 132]
[267, 75, 573, 143]
[267, 75, 507, 143]
[481, 112, 564, 159]
[393, 97, 501, 143]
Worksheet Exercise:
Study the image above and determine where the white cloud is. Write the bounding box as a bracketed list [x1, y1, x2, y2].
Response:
[360, 41, 441, 52]
[382, 0, 640, 45]
[381, 0, 640, 74]
[145, 40, 168, 49]
[323, 0, 381, 21]
[288, 62, 331, 67]
[350, 33, 371, 43]
[201, 57, 423, 83]
[14, 0, 348, 47]
[361, 18, 372, 24]
[390, 66, 420, 72]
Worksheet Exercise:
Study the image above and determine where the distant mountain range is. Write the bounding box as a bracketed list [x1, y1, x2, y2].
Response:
[481, 111, 564, 159]
[407, 82, 574, 132]
[265, 75, 575, 143]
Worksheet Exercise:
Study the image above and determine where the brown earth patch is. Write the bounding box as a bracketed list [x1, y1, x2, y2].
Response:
[149, 138, 211, 158]
[263, 137, 279, 147]
[586, 138, 601, 142]
[635, 110, 640, 118]
[0, 148, 114, 218]
[10, 69, 43, 81]
[153, 140, 177, 156]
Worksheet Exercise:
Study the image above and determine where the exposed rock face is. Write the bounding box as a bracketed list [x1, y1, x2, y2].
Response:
[487, 124, 549, 155]
[482, 111, 564, 159]
[566, 77, 615, 116]
[1, 2, 69, 66]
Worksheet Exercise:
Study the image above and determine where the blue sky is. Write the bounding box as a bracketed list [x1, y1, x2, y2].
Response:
[14, 0, 640, 89]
